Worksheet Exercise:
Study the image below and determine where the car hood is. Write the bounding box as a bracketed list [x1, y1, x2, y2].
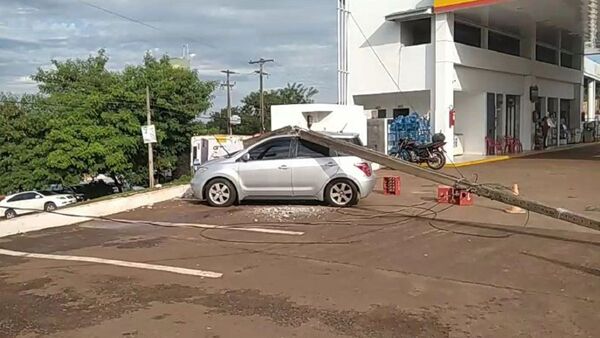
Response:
[203, 156, 234, 166]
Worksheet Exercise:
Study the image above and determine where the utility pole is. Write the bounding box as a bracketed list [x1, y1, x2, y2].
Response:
[221, 70, 237, 135]
[249, 58, 274, 133]
[146, 86, 155, 188]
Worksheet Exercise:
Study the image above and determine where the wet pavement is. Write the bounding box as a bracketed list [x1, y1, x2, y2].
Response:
[0, 144, 599, 338]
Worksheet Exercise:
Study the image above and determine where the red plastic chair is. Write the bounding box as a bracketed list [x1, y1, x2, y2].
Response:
[485, 137, 503, 155]
[513, 138, 523, 153]
[503, 137, 515, 154]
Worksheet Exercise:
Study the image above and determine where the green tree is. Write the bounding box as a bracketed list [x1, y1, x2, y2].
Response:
[209, 82, 318, 135]
[0, 50, 216, 193]
[0, 94, 50, 193]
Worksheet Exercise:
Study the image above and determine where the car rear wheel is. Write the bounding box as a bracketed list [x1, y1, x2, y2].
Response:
[5, 209, 16, 219]
[205, 179, 237, 207]
[325, 179, 358, 207]
[44, 202, 57, 212]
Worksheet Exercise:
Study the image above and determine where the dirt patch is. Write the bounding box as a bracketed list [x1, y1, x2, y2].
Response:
[102, 237, 166, 249]
[0, 275, 448, 338]
[200, 289, 449, 337]
[0, 227, 125, 254]
[249, 205, 330, 222]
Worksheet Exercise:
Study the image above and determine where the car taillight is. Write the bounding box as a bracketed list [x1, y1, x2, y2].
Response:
[355, 162, 372, 177]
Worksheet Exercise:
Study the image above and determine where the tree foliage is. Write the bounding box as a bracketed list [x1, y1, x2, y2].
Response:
[208, 82, 318, 135]
[0, 50, 216, 193]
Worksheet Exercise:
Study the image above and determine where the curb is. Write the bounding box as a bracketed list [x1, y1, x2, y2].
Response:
[0, 185, 190, 238]
[447, 141, 600, 168]
[446, 156, 511, 168]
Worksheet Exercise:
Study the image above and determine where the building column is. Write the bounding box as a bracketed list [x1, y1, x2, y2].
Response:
[588, 79, 596, 121]
[431, 12, 455, 160]
[521, 76, 536, 151]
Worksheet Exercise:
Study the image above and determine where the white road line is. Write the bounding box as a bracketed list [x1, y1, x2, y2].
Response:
[109, 219, 305, 236]
[0, 248, 223, 278]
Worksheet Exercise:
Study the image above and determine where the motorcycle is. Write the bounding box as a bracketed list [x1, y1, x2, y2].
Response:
[392, 133, 447, 170]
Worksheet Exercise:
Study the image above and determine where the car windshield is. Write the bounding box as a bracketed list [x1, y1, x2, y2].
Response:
[38, 190, 58, 196]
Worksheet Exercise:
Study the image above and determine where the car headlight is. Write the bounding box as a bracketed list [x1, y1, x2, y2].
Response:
[58, 196, 66, 200]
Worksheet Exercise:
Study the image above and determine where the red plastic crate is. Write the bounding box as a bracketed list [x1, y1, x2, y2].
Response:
[453, 189, 474, 206]
[383, 177, 401, 195]
[437, 186, 453, 204]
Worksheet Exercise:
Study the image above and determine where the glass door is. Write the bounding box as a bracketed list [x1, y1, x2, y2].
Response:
[505, 95, 520, 138]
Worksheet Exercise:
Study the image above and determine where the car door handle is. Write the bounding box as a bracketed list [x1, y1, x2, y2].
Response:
[325, 162, 338, 167]
[278, 165, 289, 170]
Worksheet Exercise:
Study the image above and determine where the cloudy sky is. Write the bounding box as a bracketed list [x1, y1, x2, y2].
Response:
[0, 0, 338, 108]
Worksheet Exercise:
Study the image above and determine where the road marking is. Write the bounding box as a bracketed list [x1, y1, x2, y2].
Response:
[0, 248, 223, 278]
[109, 219, 305, 236]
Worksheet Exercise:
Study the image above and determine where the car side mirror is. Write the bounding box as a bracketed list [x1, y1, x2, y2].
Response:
[35, 195, 42, 199]
[193, 158, 201, 166]
[241, 153, 251, 162]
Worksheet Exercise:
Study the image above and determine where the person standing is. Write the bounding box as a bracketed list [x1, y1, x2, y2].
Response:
[541, 116, 550, 149]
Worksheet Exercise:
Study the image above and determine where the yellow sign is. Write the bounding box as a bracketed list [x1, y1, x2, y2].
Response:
[434, 0, 507, 12]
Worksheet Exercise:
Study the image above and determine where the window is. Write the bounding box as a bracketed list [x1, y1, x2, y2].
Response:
[377, 109, 387, 119]
[296, 139, 330, 158]
[561, 52, 574, 69]
[488, 31, 520, 56]
[7, 194, 25, 202]
[331, 136, 363, 157]
[247, 138, 291, 161]
[401, 18, 431, 46]
[7, 192, 38, 202]
[536, 45, 557, 64]
[393, 108, 410, 119]
[454, 22, 481, 47]
[192, 146, 198, 161]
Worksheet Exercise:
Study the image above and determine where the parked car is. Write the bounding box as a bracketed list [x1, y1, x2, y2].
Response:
[0, 191, 77, 219]
[76, 180, 118, 200]
[191, 132, 376, 207]
[49, 184, 86, 202]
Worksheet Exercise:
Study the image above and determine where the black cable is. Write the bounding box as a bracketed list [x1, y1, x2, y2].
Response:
[426, 209, 531, 239]
[78, 0, 162, 32]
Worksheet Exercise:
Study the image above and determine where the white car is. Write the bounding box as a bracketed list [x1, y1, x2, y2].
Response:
[0, 190, 77, 219]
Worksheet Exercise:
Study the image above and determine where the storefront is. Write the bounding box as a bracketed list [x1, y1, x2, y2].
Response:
[340, 0, 600, 159]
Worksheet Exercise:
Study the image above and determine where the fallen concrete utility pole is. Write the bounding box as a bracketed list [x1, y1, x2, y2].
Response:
[277, 126, 599, 232]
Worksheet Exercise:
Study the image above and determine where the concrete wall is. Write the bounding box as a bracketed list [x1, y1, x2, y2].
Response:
[270, 104, 368, 144]
[455, 92, 486, 155]
[353, 91, 431, 116]
[347, 0, 434, 102]
[0, 185, 190, 238]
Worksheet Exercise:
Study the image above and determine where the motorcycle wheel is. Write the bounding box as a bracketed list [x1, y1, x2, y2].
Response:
[399, 149, 412, 162]
[427, 151, 446, 170]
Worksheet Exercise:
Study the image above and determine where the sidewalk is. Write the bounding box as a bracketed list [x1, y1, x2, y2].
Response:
[449, 141, 600, 167]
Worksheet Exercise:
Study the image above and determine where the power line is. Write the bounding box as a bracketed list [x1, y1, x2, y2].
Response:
[78, 0, 161, 32]
[76, 1, 213, 49]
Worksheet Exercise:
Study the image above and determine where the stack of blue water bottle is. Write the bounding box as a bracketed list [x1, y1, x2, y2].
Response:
[387, 112, 432, 154]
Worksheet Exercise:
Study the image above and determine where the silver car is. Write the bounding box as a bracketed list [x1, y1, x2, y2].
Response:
[191, 133, 376, 207]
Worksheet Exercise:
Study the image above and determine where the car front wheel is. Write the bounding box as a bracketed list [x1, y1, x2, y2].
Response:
[325, 179, 358, 207]
[205, 179, 237, 207]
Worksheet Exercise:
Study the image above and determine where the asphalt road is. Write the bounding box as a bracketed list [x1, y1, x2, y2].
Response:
[0, 144, 599, 338]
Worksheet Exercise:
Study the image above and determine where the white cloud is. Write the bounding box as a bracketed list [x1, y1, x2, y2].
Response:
[0, 0, 338, 107]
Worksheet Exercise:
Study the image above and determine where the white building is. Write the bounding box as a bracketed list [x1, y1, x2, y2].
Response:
[338, 0, 600, 159]
[271, 104, 369, 144]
